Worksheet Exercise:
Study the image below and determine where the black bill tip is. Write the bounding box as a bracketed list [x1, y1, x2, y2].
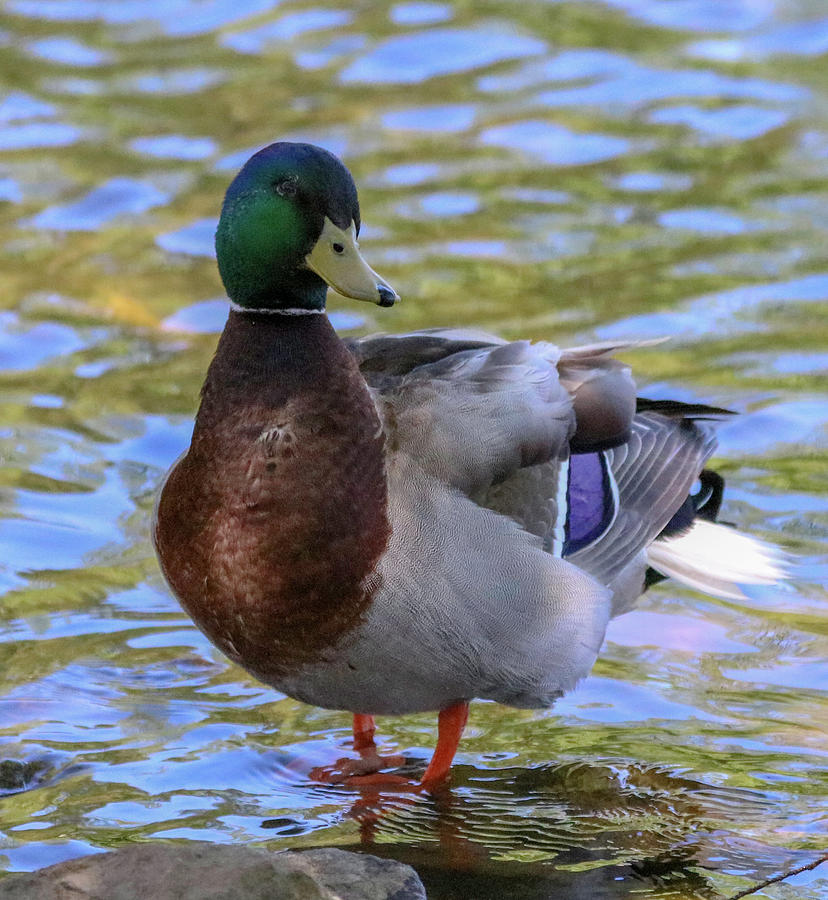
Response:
[377, 285, 398, 307]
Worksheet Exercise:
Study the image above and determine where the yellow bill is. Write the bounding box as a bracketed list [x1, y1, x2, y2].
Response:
[305, 218, 399, 307]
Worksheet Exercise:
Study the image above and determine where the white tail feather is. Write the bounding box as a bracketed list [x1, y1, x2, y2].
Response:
[646, 519, 788, 601]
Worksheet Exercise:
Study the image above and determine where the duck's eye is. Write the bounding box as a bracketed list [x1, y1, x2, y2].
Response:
[332, 242, 345, 254]
[275, 179, 297, 198]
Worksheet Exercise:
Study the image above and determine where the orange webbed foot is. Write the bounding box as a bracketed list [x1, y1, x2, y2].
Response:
[310, 703, 470, 792]
[309, 751, 409, 786]
[310, 712, 409, 786]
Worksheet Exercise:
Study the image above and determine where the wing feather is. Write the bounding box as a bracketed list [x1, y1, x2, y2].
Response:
[568, 412, 716, 585]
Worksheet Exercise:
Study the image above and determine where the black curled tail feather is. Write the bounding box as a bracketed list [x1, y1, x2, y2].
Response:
[644, 469, 725, 590]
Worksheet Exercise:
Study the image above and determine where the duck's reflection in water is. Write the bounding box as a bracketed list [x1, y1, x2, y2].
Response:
[300, 761, 817, 900]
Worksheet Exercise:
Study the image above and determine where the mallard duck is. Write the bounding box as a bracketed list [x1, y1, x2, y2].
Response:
[153, 142, 785, 789]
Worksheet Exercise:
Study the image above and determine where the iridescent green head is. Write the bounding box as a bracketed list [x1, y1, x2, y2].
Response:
[215, 142, 398, 311]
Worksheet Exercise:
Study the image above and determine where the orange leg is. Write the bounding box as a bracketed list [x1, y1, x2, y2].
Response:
[420, 701, 469, 789]
[352, 713, 376, 752]
[310, 704, 469, 791]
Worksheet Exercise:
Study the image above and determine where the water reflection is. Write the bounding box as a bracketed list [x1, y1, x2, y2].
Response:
[648, 104, 789, 142]
[0, 0, 826, 896]
[25, 36, 112, 67]
[381, 104, 476, 133]
[339, 763, 818, 900]
[222, 10, 354, 55]
[687, 19, 828, 62]
[479, 121, 630, 166]
[7, 0, 278, 34]
[340, 26, 546, 84]
[26, 178, 171, 231]
[601, 0, 771, 33]
[129, 135, 217, 161]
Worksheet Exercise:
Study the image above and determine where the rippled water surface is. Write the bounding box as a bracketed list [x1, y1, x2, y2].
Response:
[1, 1, 827, 897]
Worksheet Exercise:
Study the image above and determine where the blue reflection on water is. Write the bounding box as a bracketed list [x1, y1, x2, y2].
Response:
[382, 104, 476, 133]
[376, 162, 441, 186]
[598, 272, 828, 341]
[2, 841, 106, 874]
[129, 135, 217, 161]
[602, 0, 772, 33]
[658, 207, 755, 234]
[26, 36, 113, 66]
[537, 63, 804, 110]
[25, 178, 170, 231]
[480, 121, 630, 166]
[7, 0, 279, 35]
[687, 18, 828, 62]
[718, 400, 828, 455]
[649, 104, 789, 141]
[0, 122, 82, 151]
[390, 2, 452, 26]
[341, 26, 546, 84]
[157, 218, 217, 257]
[223, 9, 354, 54]
[478, 48, 631, 93]
[0, 0, 825, 894]
[0, 91, 57, 122]
[609, 172, 693, 192]
[0, 312, 86, 370]
[397, 191, 480, 219]
[0, 178, 23, 203]
[295, 35, 367, 70]
[119, 69, 224, 95]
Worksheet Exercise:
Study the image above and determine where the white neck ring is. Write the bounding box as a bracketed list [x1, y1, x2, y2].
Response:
[230, 301, 325, 316]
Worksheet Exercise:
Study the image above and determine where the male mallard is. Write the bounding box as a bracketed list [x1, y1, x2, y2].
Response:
[154, 142, 784, 788]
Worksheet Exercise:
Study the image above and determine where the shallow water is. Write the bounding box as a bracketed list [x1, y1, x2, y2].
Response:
[0, 0, 826, 897]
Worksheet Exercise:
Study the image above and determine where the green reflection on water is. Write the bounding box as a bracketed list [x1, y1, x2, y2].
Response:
[0, 0, 827, 897]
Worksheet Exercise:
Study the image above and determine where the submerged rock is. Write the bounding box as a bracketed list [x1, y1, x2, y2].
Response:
[0, 842, 426, 899]
[0, 759, 48, 793]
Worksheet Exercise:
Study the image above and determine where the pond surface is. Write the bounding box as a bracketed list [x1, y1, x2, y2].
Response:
[0, 1, 827, 897]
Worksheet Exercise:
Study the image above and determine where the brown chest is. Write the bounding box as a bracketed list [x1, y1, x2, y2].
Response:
[153, 312, 390, 681]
